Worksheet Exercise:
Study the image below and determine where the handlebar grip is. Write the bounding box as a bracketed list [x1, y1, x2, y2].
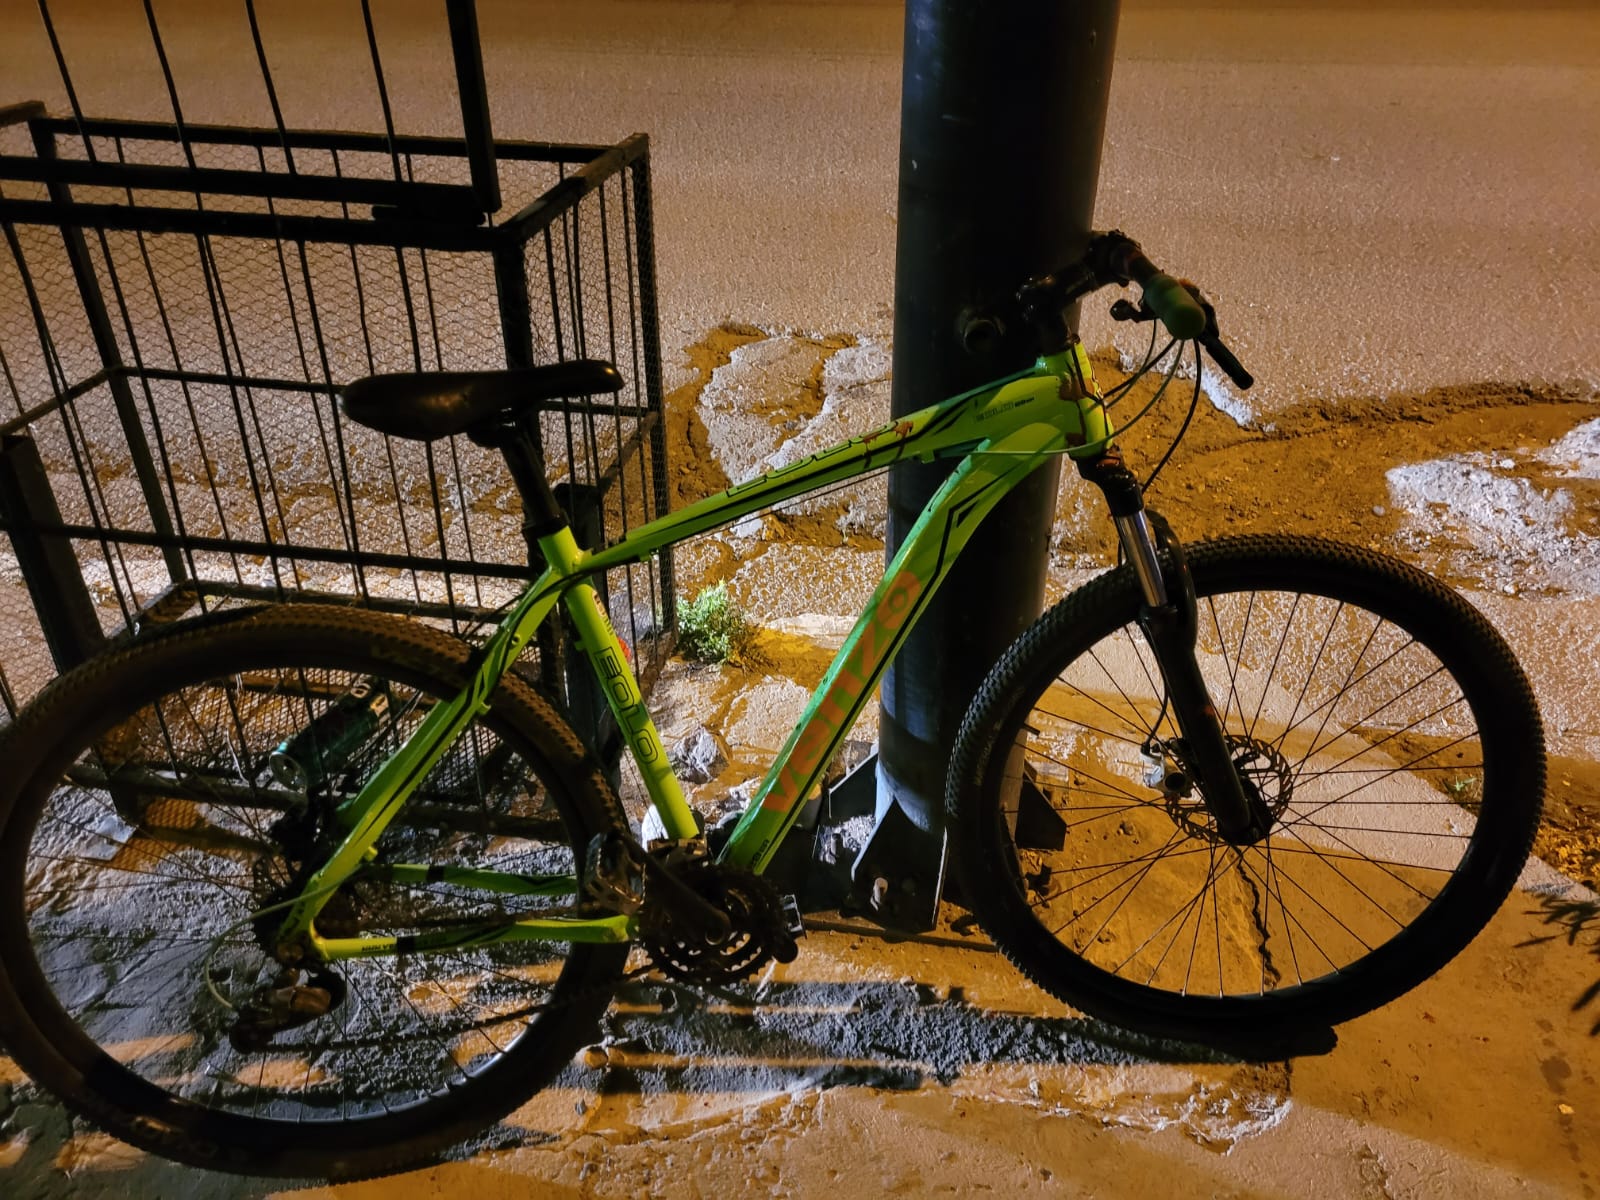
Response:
[1202, 336, 1254, 390]
[1138, 272, 1207, 340]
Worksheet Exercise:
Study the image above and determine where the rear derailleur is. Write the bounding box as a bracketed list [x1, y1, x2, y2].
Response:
[584, 830, 803, 987]
[229, 796, 388, 1053]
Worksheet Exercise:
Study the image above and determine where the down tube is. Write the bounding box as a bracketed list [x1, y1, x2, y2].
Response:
[720, 422, 1069, 874]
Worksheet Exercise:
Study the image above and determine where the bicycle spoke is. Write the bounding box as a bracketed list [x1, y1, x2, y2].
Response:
[1032, 699, 1154, 752]
[1290, 823, 1470, 839]
[1235, 848, 1344, 980]
[31, 813, 257, 898]
[1181, 838, 1220, 994]
[1261, 839, 1302, 984]
[972, 538, 1540, 1023]
[1109, 849, 1222, 980]
[1063, 828, 1193, 945]
[1206, 590, 1253, 736]
[1082, 645, 1164, 738]
[1268, 825, 1441, 907]
[1290, 696, 1470, 801]
[1286, 723, 1478, 828]
[1019, 747, 1162, 809]
[1247, 591, 1302, 743]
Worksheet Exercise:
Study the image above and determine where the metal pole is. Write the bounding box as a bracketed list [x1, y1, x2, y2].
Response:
[629, 142, 677, 631]
[0, 434, 106, 672]
[444, 0, 501, 214]
[863, 0, 1121, 928]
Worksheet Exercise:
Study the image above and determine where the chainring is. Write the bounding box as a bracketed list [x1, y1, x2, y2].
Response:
[638, 860, 795, 986]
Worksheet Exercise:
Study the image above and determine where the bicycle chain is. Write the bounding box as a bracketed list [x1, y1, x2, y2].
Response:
[637, 860, 799, 986]
[234, 835, 800, 1047]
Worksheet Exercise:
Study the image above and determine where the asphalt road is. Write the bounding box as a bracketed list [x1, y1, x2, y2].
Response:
[1, 0, 1595, 415]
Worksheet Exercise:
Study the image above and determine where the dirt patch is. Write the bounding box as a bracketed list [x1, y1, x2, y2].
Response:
[658, 324, 893, 600]
[661, 323, 763, 511]
[1541, 755, 1600, 893]
[1058, 356, 1596, 577]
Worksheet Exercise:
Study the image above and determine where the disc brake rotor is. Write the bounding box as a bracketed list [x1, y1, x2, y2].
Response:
[1161, 734, 1294, 844]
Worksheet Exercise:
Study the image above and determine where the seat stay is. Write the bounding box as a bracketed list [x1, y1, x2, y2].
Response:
[275, 565, 569, 951]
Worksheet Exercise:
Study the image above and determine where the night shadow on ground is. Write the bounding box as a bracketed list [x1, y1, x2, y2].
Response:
[1522, 891, 1600, 1036]
[0, 972, 1330, 1194]
[453, 972, 1338, 1162]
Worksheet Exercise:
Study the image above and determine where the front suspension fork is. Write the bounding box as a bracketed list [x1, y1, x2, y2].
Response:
[1078, 451, 1270, 844]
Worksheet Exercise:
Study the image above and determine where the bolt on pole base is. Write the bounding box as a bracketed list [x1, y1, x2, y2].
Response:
[769, 749, 947, 932]
[851, 784, 948, 933]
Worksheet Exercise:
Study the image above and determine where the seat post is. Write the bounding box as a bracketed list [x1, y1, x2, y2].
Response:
[494, 418, 570, 559]
[492, 415, 576, 726]
[492, 414, 625, 786]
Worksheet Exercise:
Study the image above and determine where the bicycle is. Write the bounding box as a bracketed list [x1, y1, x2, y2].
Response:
[0, 231, 1545, 1178]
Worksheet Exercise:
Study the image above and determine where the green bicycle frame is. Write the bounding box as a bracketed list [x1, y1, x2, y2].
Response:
[278, 343, 1115, 962]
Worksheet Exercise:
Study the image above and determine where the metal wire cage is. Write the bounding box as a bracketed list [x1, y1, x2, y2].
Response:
[0, 3, 674, 740]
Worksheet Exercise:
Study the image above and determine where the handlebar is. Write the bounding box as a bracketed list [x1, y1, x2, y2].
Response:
[1200, 331, 1253, 390]
[1092, 236, 1207, 340]
[1131, 270, 1207, 340]
[995, 230, 1252, 389]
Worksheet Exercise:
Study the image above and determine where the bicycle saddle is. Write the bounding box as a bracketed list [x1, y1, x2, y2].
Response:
[340, 360, 623, 441]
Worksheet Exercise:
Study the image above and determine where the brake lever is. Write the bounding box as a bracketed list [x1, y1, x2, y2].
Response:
[1180, 281, 1221, 338]
[1179, 281, 1255, 391]
[1109, 297, 1158, 324]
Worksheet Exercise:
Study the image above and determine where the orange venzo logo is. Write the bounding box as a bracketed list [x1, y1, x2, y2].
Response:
[762, 567, 926, 813]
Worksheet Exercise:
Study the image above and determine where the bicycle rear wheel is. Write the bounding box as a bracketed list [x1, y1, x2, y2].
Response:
[948, 535, 1544, 1039]
[0, 604, 628, 1178]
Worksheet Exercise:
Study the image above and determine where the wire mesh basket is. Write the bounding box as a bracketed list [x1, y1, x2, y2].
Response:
[0, 2, 674, 749]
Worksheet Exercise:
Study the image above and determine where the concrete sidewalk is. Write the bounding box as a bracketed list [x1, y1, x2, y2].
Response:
[2, 892, 1594, 1198]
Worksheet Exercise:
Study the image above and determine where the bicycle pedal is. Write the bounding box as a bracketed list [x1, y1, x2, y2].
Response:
[582, 832, 644, 915]
[640, 803, 706, 850]
[775, 894, 804, 964]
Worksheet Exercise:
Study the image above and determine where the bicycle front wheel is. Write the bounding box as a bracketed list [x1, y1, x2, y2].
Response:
[948, 535, 1544, 1039]
[0, 604, 628, 1178]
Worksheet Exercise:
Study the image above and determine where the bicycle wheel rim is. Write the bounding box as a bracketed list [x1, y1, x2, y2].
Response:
[0, 607, 622, 1172]
[962, 537, 1542, 1030]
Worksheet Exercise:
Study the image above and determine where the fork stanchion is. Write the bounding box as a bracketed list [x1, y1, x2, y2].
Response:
[862, 0, 1122, 930]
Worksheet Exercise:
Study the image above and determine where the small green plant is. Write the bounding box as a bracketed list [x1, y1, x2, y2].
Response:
[1444, 774, 1483, 812]
[676, 582, 754, 664]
